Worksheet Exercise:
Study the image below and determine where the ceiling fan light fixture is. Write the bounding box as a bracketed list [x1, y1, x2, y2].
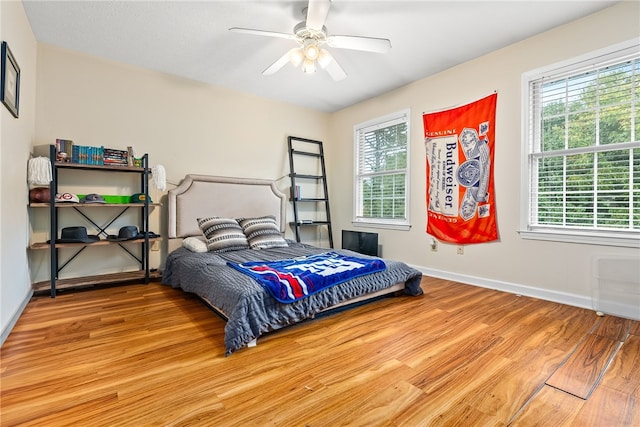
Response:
[289, 48, 305, 67]
[303, 39, 320, 61]
[302, 58, 316, 74]
[317, 49, 332, 69]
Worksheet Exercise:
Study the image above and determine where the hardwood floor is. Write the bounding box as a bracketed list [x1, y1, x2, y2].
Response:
[1, 277, 638, 426]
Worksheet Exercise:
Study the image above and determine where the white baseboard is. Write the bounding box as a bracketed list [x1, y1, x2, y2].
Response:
[413, 265, 594, 312]
[1, 290, 33, 347]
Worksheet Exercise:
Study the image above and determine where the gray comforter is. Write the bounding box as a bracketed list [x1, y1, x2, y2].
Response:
[162, 241, 423, 355]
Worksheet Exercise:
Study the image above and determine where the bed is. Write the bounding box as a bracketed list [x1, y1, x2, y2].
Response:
[162, 174, 424, 355]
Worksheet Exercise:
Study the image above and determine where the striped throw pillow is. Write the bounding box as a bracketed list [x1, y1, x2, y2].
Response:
[197, 217, 249, 252]
[237, 216, 289, 249]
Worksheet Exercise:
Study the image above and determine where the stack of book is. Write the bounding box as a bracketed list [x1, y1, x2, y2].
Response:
[72, 145, 105, 165]
[54, 139, 135, 167]
[102, 148, 129, 166]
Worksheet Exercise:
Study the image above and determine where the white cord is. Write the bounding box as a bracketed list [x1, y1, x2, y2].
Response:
[27, 157, 52, 185]
[152, 164, 166, 191]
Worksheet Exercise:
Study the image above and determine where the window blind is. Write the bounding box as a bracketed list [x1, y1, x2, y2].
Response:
[355, 111, 409, 223]
[527, 48, 640, 235]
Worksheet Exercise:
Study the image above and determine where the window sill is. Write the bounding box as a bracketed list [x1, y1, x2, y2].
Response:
[518, 229, 640, 248]
[352, 221, 411, 231]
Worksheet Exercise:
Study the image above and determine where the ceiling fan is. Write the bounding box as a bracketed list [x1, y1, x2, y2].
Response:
[229, 0, 391, 81]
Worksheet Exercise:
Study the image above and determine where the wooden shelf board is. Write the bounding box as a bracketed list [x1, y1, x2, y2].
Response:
[289, 221, 330, 226]
[54, 162, 145, 172]
[32, 270, 162, 293]
[29, 203, 161, 208]
[30, 237, 161, 250]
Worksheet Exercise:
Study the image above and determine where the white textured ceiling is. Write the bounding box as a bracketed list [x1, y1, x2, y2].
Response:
[23, 0, 618, 112]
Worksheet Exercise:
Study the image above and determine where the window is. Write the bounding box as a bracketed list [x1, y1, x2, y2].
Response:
[521, 40, 640, 247]
[353, 109, 410, 230]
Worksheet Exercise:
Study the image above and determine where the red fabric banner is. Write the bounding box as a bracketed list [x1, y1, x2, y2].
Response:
[423, 93, 498, 244]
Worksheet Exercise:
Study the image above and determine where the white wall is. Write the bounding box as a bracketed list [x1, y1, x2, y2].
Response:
[328, 1, 640, 311]
[1, 0, 38, 342]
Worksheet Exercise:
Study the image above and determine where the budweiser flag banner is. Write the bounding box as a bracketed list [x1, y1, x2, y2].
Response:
[423, 93, 498, 244]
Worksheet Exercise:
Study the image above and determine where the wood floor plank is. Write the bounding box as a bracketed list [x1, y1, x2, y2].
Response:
[462, 359, 557, 421]
[2, 279, 638, 426]
[257, 359, 416, 427]
[325, 379, 424, 427]
[598, 334, 640, 398]
[629, 319, 640, 336]
[591, 315, 634, 341]
[572, 384, 640, 427]
[396, 351, 513, 425]
[509, 385, 584, 426]
[545, 334, 620, 399]
[4, 394, 120, 427]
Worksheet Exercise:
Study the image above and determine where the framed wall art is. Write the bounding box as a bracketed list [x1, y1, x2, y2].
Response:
[1, 41, 20, 118]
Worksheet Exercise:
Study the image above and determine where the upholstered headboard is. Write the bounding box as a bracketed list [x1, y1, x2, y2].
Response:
[168, 174, 287, 238]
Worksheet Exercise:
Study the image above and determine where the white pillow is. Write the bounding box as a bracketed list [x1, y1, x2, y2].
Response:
[182, 236, 208, 253]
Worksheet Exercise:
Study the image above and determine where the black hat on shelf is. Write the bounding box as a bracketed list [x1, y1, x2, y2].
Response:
[107, 226, 141, 241]
[56, 226, 100, 243]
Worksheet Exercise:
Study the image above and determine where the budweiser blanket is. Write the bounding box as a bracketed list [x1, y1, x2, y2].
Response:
[423, 93, 499, 244]
[227, 252, 387, 303]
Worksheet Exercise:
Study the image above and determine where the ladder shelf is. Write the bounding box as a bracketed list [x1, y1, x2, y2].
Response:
[288, 136, 333, 248]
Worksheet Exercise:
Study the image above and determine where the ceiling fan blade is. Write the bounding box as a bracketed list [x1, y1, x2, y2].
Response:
[305, 0, 331, 32]
[262, 49, 297, 75]
[325, 57, 346, 82]
[229, 27, 296, 41]
[327, 35, 391, 54]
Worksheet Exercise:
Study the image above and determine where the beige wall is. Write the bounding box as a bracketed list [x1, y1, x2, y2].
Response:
[327, 1, 640, 308]
[1, 0, 38, 340]
[4, 1, 640, 340]
[35, 45, 330, 185]
[29, 43, 330, 283]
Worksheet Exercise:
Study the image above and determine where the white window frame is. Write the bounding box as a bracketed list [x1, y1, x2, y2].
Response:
[353, 109, 411, 230]
[520, 39, 640, 248]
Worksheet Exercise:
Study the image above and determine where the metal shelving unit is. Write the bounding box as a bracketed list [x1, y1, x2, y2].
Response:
[29, 145, 159, 297]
